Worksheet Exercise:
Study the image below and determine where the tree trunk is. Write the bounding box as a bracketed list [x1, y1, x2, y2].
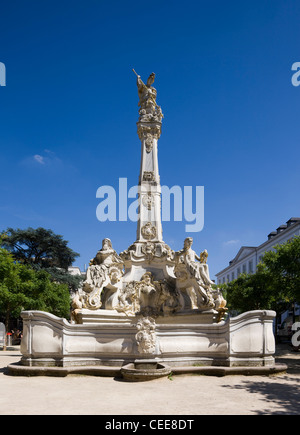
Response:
[3, 308, 10, 351]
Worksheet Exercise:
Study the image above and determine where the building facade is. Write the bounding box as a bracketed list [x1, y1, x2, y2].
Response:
[216, 217, 300, 285]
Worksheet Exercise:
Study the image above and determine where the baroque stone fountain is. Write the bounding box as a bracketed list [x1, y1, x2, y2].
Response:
[9, 71, 286, 378]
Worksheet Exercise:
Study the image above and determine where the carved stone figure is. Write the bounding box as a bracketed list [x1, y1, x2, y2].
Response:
[141, 242, 155, 262]
[212, 287, 228, 322]
[133, 70, 163, 122]
[141, 222, 157, 240]
[135, 317, 156, 354]
[117, 272, 159, 316]
[119, 240, 174, 264]
[117, 281, 138, 315]
[70, 292, 83, 324]
[138, 272, 160, 315]
[200, 249, 208, 264]
[157, 280, 182, 315]
[81, 238, 123, 309]
[145, 134, 154, 152]
[142, 192, 154, 210]
[116, 272, 180, 317]
[174, 237, 215, 309]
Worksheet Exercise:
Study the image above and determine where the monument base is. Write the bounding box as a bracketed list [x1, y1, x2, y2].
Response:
[6, 309, 287, 378]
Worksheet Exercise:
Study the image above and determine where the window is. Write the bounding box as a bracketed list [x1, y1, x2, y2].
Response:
[249, 260, 253, 273]
[231, 272, 235, 281]
[227, 274, 230, 283]
[242, 264, 246, 274]
[237, 267, 241, 277]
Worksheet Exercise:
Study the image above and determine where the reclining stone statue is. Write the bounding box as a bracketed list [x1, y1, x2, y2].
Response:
[174, 237, 215, 309]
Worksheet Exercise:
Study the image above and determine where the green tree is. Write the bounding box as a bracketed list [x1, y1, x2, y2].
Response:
[1, 227, 82, 291]
[224, 263, 277, 313]
[0, 246, 71, 349]
[262, 236, 300, 303]
[0, 248, 34, 340]
[223, 236, 300, 317]
[1, 227, 79, 270]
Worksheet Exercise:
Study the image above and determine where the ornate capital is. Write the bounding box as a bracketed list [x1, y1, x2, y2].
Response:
[137, 123, 161, 153]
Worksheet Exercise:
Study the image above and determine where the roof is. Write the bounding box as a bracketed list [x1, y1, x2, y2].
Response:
[215, 217, 300, 277]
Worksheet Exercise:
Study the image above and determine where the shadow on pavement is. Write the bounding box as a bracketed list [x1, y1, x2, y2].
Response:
[221, 343, 300, 415]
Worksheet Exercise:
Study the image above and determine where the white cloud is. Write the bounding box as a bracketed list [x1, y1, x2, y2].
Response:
[33, 154, 45, 164]
[20, 149, 74, 173]
[223, 239, 240, 246]
[32, 150, 62, 167]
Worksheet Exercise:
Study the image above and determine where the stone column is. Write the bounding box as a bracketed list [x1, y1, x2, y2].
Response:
[136, 120, 163, 243]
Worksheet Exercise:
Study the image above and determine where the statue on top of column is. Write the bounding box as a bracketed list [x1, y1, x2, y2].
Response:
[133, 69, 163, 122]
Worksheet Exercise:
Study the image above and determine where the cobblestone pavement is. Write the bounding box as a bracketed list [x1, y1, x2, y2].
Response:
[0, 344, 299, 415]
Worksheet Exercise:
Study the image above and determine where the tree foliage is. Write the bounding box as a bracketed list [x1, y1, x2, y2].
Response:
[224, 263, 278, 313]
[0, 245, 71, 334]
[1, 227, 82, 291]
[223, 236, 300, 314]
[1, 227, 79, 270]
[263, 236, 300, 302]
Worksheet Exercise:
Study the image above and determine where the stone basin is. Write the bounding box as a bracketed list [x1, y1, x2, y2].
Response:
[120, 361, 171, 382]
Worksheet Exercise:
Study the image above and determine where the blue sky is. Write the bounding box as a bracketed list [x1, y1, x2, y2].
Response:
[0, 0, 300, 279]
